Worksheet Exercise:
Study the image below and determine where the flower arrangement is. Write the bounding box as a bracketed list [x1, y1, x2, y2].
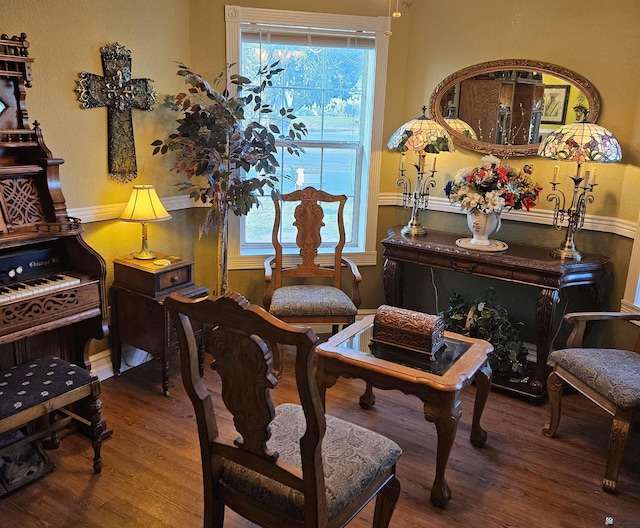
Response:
[444, 155, 542, 214]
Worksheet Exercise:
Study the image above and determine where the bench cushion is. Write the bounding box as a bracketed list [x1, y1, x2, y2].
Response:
[0, 357, 97, 421]
[549, 348, 640, 410]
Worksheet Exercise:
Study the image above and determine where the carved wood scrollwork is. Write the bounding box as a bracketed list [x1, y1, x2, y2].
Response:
[209, 327, 279, 461]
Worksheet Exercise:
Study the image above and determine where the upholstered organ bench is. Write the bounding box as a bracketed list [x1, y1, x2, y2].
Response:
[0, 356, 104, 491]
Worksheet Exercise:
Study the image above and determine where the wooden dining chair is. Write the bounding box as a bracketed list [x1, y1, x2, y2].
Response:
[263, 186, 362, 334]
[543, 311, 640, 492]
[165, 292, 402, 528]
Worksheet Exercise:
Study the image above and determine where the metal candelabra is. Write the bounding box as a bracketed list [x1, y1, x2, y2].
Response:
[396, 153, 437, 236]
[546, 164, 596, 261]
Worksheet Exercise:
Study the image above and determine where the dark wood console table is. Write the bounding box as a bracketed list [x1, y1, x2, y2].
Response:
[382, 226, 609, 399]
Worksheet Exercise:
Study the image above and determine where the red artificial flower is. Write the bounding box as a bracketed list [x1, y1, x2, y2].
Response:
[502, 191, 516, 207]
[522, 195, 537, 211]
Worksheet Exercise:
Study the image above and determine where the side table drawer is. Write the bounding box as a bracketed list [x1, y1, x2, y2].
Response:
[157, 266, 190, 290]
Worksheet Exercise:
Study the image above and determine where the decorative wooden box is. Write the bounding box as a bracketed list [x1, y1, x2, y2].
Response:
[372, 305, 445, 359]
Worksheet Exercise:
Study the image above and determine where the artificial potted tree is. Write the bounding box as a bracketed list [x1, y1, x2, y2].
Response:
[152, 62, 307, 294]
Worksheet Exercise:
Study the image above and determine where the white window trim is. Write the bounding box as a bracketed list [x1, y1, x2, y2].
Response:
[224, 5, 390, 270]
[622, 209, 640, 314]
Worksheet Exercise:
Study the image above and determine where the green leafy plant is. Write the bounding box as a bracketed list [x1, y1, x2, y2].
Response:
[151, 62, 307, 293]
[440, 288, 529, 381]
[153, 62, 307, 234]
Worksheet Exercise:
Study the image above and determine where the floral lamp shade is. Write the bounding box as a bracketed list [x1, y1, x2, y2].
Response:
[444, 117, 478, 140]
[537, 122, 622, 164]
[387, 107, 454, 153]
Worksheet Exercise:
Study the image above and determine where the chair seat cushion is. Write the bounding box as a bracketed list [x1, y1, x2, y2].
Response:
[549, 348, 640, 409]
[222, 403, 402, 520]
[0, 357, 97, 420]
[269, 285, 357, 317]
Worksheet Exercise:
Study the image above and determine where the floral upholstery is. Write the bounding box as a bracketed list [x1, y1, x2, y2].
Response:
[269, 285, 357, 318]
[221, 403, 402, 520]
[549, 348, 640, 410]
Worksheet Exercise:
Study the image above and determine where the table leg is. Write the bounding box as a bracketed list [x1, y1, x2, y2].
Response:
[533, 288, 560, 395]
[315, 358, 339, 410]
[470, 362, 491, 447]
[423, 393, 461, 508]
[359, 381, 376, 409]
[383, 258, 402, 306]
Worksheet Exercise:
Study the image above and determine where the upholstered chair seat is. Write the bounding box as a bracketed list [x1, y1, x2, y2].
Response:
[548, 348, 640, 409]
[269, 286, 358, 319]
[222, 403, 401, 521]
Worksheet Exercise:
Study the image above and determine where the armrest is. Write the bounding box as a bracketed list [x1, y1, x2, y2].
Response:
[564, 311, 640, 348]
[341, 256, 362, 308]
[264, 255, 275, 280]
[263, 256, 276, 309]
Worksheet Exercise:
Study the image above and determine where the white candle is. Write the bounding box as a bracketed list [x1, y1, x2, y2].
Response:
[419, 152, 425, 173]
[552, 165, 559, 183]
[399, 152, 405, 171]
[432, 156, 437, 173]
[592, 168, 597, 185]
[584, 170, 591, 187]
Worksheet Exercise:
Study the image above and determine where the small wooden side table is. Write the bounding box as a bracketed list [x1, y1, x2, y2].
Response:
[110, 253, 208, 395]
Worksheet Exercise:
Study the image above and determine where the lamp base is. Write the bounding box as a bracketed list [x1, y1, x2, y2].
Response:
[551, 246, 582, 261]
[401, 217, 427, 237]
[132, 250, 157, 260]
[401, 224, 427, 236]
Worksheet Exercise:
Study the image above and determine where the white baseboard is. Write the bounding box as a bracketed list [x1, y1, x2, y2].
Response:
[90, 346, 152, 381]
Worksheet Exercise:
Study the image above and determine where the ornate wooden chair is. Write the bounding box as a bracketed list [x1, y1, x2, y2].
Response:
[543, 311, 640, 492]
[263, 186, 362, 335]
[165, 292, 402, 528]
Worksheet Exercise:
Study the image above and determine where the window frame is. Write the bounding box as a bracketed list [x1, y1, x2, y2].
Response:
[622, 209, 640, 314]
[225, 4, 390, 270]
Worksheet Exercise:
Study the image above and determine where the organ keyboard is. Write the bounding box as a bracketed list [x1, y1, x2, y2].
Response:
[0, 273, 81, 302]
[0, 34, 108, 369]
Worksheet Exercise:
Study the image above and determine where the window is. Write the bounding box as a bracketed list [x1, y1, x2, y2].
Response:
[622, 210, 640, 313]
[225, 5, 390, 269]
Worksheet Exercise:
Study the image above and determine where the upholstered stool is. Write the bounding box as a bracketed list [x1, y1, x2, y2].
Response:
[0, 357, 104, 479]
[543, 312, 640, 492]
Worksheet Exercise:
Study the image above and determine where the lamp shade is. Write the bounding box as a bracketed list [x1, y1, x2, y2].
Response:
[120, 185, 172, 222]
[537, 122, 622, 164]
[387, 107, 454, 153]
[444, 117, 478, 140]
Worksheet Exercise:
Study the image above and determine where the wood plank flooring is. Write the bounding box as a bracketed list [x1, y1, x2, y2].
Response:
[2, 354, 639, 528]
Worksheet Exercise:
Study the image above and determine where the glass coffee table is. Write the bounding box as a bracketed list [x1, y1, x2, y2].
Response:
[315, 314, 493, 508]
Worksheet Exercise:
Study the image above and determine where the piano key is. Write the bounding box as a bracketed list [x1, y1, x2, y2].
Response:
[0, 273, 82, 305]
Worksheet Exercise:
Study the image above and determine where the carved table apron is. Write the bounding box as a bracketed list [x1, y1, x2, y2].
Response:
[382, 226, 609, 398]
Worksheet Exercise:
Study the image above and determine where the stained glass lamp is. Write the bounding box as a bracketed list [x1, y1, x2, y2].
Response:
[537, 121, 622, 260]
[387, 107, 454, 236]
[443, 108, 477, 140]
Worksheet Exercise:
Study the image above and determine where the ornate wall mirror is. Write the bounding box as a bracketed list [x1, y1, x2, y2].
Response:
[428, 59, 601, 157]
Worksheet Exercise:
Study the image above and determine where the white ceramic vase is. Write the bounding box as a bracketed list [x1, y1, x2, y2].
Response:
[466, 210, 501, 246]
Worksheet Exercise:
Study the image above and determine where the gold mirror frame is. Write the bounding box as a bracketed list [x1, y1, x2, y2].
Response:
[428, 59, 601, 157]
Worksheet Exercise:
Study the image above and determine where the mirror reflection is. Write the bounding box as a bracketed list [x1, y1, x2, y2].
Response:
[429, 60, 601, 157]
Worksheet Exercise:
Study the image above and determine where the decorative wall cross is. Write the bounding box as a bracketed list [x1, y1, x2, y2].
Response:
[75, 43, 156, 183]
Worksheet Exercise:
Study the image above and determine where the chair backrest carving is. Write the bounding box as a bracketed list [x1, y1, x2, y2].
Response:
[272, 186, 347, 290]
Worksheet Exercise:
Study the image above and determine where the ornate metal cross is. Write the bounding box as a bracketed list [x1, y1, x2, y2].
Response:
[75, 43, 156, 183]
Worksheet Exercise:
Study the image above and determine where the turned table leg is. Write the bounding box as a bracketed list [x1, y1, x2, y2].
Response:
[423, 392, 461, 508]
[471, 361, 492, 447]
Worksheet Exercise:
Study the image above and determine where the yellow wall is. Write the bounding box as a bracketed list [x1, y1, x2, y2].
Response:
[3, 0, 640, 348]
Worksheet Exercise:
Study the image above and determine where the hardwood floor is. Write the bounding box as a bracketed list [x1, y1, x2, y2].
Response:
[2, 354, 639, 528]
